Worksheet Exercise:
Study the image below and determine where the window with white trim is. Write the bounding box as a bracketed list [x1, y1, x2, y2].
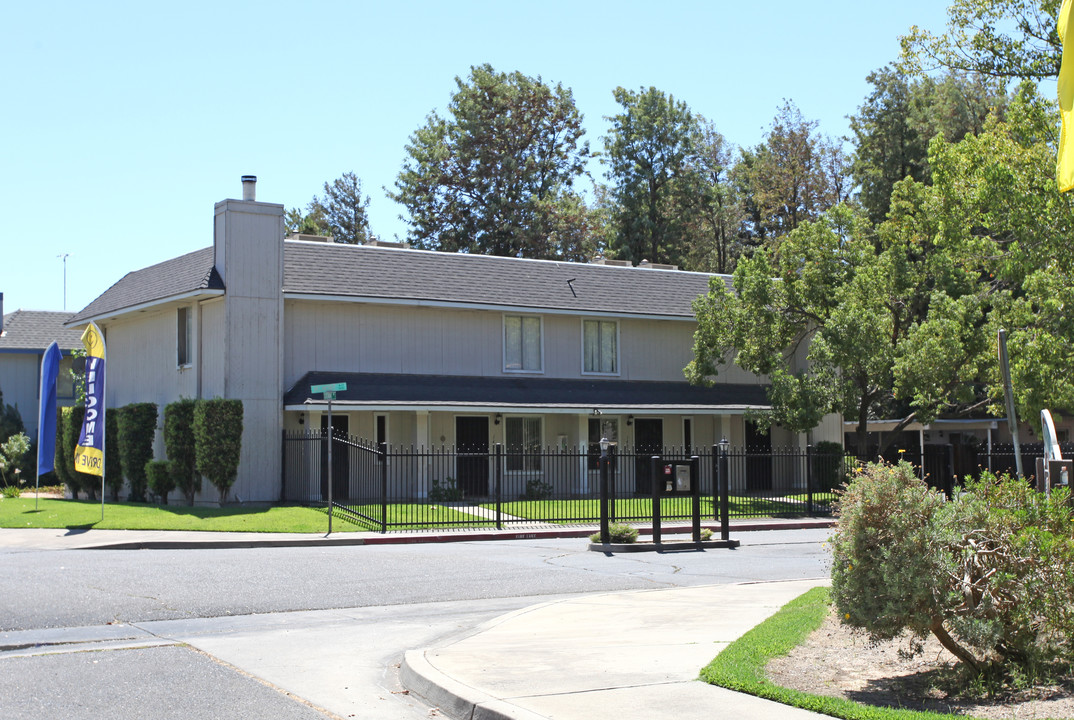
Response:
[504, 315, 542, 372]
[582, 319, 617, 374]
[177, 306, 192, 367]
[506, 416, 542, 472]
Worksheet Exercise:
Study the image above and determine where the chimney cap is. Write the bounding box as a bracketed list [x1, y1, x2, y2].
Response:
[241, 175, 257, 201]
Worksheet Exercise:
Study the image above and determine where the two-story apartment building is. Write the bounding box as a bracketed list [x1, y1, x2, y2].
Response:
[67, 178, 838, 503]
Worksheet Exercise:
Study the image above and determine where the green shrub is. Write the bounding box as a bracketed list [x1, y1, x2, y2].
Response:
[52, 413, 71, 494]
[429, 477, 462, 502]
[831, 461, 1074, 680]
[0, 432, 30, 488]
[811, 441, 847, 492]
[521, 478, 553, 500]
[589, 522, 638, 543]
[117, 403, 158, 503]
[61, 406, 98, 500]
[164, 399, 199, 505]
[193, 398, 243, 504]
[145, 459, 174, 505]
[104, 411, 122, 501]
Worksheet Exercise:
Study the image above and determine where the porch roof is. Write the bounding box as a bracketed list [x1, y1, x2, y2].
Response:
[284, 372, 770, 414]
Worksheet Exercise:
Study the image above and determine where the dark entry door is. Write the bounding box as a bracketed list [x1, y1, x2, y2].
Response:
[745, 420, 772, 491]
[634, 418, 663, 495]
[320, 414, 350, 501]
[456, 416, 489, 498]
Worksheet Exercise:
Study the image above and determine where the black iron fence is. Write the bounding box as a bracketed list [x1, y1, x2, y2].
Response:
[282, 430, 848, 532]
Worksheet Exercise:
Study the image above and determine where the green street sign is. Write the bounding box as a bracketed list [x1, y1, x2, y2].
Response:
[323, 391, 336, 400]
[311, 382, 347, 395]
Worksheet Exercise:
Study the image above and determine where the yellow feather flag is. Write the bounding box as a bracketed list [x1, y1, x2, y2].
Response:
[1059, 0, 1074, 192]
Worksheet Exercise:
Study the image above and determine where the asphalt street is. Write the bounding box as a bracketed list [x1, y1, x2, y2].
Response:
[0, 529, 831, 719]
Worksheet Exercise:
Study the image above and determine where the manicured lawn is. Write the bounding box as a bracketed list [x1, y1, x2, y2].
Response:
[0, 497, 499, 533]
[700, 587, 956, 720]
[0, 498, 354, 533]
[489, 494, 835, 522]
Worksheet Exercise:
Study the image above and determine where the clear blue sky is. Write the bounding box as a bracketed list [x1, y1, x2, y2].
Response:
[3, 0, 957, 314]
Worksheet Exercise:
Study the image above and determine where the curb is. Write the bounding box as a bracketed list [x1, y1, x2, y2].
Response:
[74, 519, 834, 550]
[402, 650, 548, 720]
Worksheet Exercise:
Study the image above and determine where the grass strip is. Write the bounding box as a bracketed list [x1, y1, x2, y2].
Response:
[700, 586, 966, 720]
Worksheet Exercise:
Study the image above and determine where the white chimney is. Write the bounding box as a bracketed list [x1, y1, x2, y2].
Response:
[241, 175, 257, 201]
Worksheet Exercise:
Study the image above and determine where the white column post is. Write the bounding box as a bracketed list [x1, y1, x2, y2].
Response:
[416, 410, 430, 498]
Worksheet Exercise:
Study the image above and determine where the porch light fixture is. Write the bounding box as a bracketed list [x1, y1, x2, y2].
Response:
[626, 415, 634, 426]
[494, 413, 502, 425]
[719, 437, 730, 453]
[599, 436, 613, 456]
[592, 408, 602, 416]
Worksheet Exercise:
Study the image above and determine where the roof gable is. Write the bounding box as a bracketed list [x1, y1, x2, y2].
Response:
[0, 310, 83, 351]
[68, 247, 224, 324]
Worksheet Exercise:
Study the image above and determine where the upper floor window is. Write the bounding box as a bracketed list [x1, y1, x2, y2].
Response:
[504, 315, 542, 372]
[583, 319, 618, 374]
[177, 306, 192, 367]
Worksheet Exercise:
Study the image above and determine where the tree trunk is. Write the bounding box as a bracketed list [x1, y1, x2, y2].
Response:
[929, 616, 980, 672]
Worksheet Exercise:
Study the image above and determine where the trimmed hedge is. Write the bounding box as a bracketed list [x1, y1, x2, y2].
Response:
[117, 403, 158, 503]
[194, 398, 243, 504]
[104, 411, 122, 501]
[145, 459, 174, 505]
[164, 399, 199, 505]
[60, 406, 98, 500]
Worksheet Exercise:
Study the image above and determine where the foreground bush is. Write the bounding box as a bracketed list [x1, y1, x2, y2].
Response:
[117, 403, 158, 503]
[830, 461, 1074, 680]
[164, 399, 199, 505]
[194, 398, 243, 504]
[145, 459, 174, 504]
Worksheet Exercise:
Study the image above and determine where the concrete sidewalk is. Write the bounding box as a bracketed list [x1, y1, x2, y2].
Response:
[403, 579, 830, 720]
[0, 517, 833, 551]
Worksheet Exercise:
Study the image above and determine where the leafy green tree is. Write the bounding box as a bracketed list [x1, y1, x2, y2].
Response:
[312, 172, 372, 244]
[194, 398, 243, 504]
[603, 86, 698, 266]
[850, 67, 1009, 225]
[392, 64, 590, 258]
[117, 403, 158, 503]
[164, 398, 199, 505]
[687, 203, 992, 458]
[900, 0, 1061, 80]
[284, 204, 330, 237]
[736, 101, 849, 241]
[679, 119, 745, 273]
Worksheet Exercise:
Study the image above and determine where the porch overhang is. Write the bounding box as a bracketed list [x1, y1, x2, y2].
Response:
[284, 372, 770, 415]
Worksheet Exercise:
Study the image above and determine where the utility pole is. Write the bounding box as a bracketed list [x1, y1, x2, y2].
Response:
[57, 253, 70, 310]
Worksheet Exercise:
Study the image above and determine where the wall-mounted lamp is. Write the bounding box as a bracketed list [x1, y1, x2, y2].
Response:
[626, 415, 634, 426]
[298, 414, 305, 426]
[494, 413, 502, 425]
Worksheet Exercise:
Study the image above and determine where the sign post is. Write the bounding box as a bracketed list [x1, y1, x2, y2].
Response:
[311, 383, 347, 534]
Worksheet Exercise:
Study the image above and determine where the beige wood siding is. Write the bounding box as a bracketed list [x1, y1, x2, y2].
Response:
[284, 299, 761, 386]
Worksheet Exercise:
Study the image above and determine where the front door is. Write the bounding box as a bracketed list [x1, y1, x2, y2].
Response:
[455, 416, 489, 498]
[745, 420, 772, 491]
[634, 418, 663, 495]
[320, 414, 350, 501]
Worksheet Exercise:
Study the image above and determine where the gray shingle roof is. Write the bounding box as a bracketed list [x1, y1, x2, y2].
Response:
[0, 310, 83, 351]
[284, 241, 728, 318]
[285, 371, 769, 410]
[69, 241, 730, 324]
[68, 247, 224, 324]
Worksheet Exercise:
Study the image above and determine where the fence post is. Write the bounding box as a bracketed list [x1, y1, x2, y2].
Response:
[711, 445, 719, 521]
[495, 443, 503, 530]
[380, 443, 388, 533]
[690, 455, 701, 543]
[719, 441, 730, 542]
[651, 455, 662, 545]
[599, 448, 610, 544]
[806, 443, 814, 516]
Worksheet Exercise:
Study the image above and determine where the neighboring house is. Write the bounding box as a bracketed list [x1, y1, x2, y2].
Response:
[67, 177, 842, 503]
[0, 295, 84, 443]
